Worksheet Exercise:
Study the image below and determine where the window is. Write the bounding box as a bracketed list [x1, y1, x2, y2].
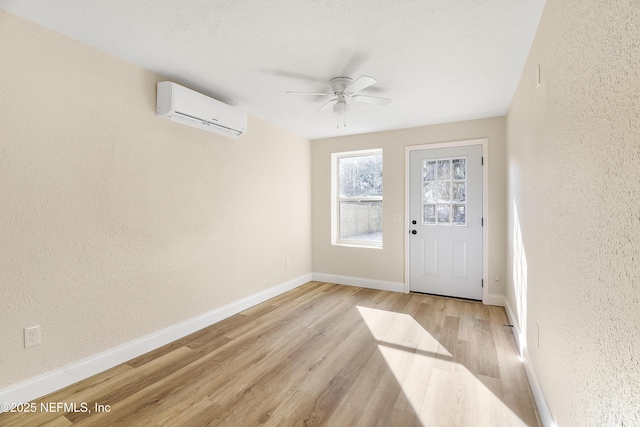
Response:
[331, 149, 383, 248]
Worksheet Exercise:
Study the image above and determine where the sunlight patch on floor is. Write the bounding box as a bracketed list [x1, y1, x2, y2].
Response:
[357, 305, 528, 426]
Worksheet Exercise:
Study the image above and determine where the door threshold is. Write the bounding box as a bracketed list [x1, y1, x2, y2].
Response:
[409, 291, 481, 303]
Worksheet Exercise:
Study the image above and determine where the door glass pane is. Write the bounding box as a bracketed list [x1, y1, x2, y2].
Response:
[438, 159, 451, 180]
[438, 182, 450, 202]
[453, 204, 466, 225]
[452, 182, 466, 202]
[423, 182, 437, 203]
[437, 204, 451, 224]
[452, 158, 466, 180]
[421, 156, 467, 226]
[423, 204, 436, 224]
[423, 160, 437, 181]
[339, 200, 382, 242]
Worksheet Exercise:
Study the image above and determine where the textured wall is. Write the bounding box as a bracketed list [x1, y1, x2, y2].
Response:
[506, 0, 639, 425]
[0, 10, 312, 389]
[312, 117, 507, 296]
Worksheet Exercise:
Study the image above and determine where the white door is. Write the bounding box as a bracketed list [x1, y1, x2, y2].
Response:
[409, 144, 483, 300]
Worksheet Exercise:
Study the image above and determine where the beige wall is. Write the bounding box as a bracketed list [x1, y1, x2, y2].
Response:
[312, 117, 507, 296]
[506, 0, 639, 424]
[0, 10, 312, 389]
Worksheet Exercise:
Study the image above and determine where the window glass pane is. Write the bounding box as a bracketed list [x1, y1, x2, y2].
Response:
[423, 160, 437, 181]
[452, 158, 466, 180]
[339, 200, 382, 242]
[438, 182, 450, 202]
[423, 204, 436, 224]
[438, 159, 451, 180]
[423, 182, 437, 203]
[338, 154, 383, 198]
[453, 204, 466, 225]
[452, 182, 466, 202]
[437, 204, 451, 224]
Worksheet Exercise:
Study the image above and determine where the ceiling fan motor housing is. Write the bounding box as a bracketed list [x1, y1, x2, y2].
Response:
[330, 77, 354, 93]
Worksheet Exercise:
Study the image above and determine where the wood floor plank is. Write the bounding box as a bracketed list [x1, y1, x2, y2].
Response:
[488, 304, 509, 324]
[66, 346, 199, 424]
[357, 353, 418, 427]
[253, 328, 370, 424]
[473, 319, 501, 379]
[491, 321, 542, 427]
[263, 281, 332, 307]
[324, 350, 393, 426]
[222, 287, 343, 340]
[150, 400, 222, 427]
[0, 283, 541, 427]
[421, 367, 462, 426]
[41, 417, 74, 427]
[0, 365, 134, 427]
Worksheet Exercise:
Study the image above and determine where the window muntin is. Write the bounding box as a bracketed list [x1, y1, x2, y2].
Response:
[422, 157, 467, 226]
[332, 150, 383, 247]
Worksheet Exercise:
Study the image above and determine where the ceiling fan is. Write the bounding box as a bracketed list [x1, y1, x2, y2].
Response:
[286, 76, 391, 127]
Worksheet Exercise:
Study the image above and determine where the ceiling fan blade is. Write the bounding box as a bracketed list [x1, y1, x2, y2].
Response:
[286, 91, 333, 96]
[318, 98, 338, 111]
[344, 75, 377, 93]
[352, 95, 392, 105]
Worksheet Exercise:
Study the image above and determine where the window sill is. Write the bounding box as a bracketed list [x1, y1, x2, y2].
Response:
[333, 242, 383, 250]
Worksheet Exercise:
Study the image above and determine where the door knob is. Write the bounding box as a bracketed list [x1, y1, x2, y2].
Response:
[411, 230, 417, 235]
[412, 220, 417, 225]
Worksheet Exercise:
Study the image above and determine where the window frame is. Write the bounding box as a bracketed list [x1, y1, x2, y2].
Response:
[331, 148, 383, 249]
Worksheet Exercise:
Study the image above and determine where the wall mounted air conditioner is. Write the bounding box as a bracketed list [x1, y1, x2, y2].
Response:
[156, 81, 247, 138]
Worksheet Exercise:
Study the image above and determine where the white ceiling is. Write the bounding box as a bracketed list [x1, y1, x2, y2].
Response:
[0, 0, 546, 140]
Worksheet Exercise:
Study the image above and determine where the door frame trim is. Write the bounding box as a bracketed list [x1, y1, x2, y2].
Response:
[404, 138, 489, 303]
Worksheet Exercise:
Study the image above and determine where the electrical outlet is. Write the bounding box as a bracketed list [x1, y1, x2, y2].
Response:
[24, 325, 41, 348]
[285, 259, 290, 269]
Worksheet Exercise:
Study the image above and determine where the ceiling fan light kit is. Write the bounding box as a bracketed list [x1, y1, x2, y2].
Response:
[332, 99, 350, 116]
[286, 75, 391, 129]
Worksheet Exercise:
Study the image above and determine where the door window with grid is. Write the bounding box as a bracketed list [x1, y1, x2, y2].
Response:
[422, 157, 467, 226]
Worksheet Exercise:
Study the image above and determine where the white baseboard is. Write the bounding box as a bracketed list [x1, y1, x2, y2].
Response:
[504, 299, 556, 427]
[503, 299, 524, 355]
[312, 273, 405, 293]
[483, 293, 505, 306]
[312, 274, 507, 308]
[0, 274, 312, 412]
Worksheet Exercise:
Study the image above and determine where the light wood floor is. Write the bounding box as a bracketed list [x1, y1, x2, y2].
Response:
[0, 282, 541, 426]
